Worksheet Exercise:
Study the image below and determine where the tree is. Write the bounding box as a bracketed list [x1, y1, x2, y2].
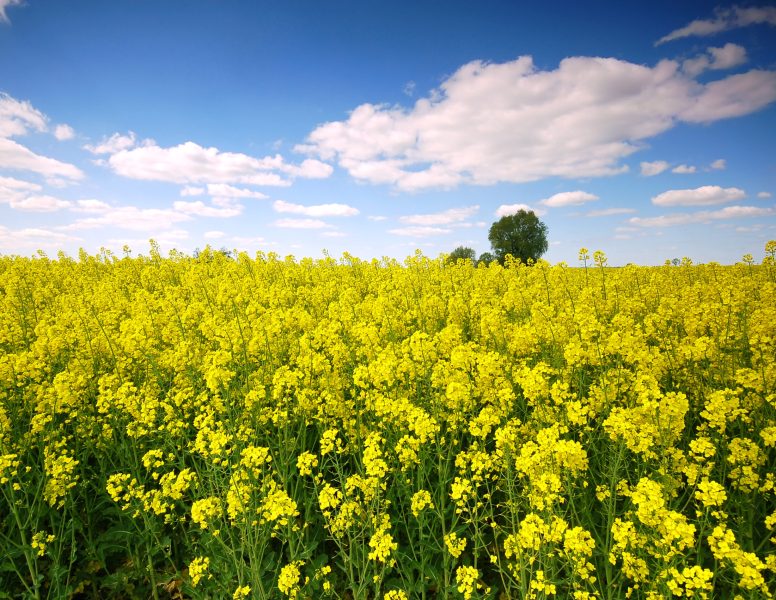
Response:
[488, 210, 548, 264]
[446, 246, 477, 265]
[477, 252, 495, 266]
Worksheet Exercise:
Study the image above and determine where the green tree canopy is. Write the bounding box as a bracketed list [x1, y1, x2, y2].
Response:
[488, 210, 549, 264]
[477, 252, 495, 266]
[446, 246, 477, 265]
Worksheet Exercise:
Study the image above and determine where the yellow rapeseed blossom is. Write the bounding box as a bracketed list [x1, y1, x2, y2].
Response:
[189, 556, 210, 587]
[444, 532, 467, 558]
[455, 565, 482, 600]
[278, 561, 303, 598]
[410, 489, 434, 517]
[191, 496, 222, 530]
[2, 244, 776, 598]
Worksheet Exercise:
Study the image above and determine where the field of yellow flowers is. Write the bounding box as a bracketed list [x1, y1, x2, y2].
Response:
[1, 242, 775, 599]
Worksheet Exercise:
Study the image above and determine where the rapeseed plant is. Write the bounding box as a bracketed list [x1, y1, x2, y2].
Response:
[0, 242, 774, 597]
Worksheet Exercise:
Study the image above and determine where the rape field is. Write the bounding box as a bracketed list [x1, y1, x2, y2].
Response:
[1, 243, 775, 600]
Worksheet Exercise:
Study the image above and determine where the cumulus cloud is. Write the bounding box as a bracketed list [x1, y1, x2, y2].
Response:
[680, 70, 776, 122]
[206, 183, 269, 199]
[398, 205, 478, 225]
[72, 199, 111, 213]
[181, 186, 205, 197]
[641, 161, 671, 176]
[107, 141, 332, 187]
[6, 194, 72, 212]
[273, 218, 332, 229]
[657, 6, 776, 44]
[64, 206, 192, 232]
[539, 191, 598, 207]
[173, 199, 243, 218]
[671, 164, 697, 174]
[388, 226, 453, 237]
[0, 174, 41, 193]
[682, 43, 748, 77]
[53, 124, 75, 141]
[84, 131, 138, 154]
[296, 55, 776, 191]
[631, 205, 774, 227]
[758, 191, 772, 199]
[321, 231, 347, 238]
[0, 138, 84, 180]
[204, 231, 225, 240]
[0, 93, 84, 181]
[586, 207, 637, 217]
[652, 185, 746, 206]
[367, 215, 388, 221]
[272, 200, 359, 217]
[0, 93, 47, 137]
[0, 0, 23, 24]
[495, 203, 545, 218]
[0, 226, 81, 250]
[710, 158, 726, 170]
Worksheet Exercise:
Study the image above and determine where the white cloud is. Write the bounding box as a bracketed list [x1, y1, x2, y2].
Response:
[539, 191, 598, 207]
[84, 131, 138, 154]
[0, 92, 47, 137]
[398, 205, 478, 225]
[0, 138, 84, 181]
[641, 160, 670, 176]
[652, 185, 745, 206]
[0, 94, 84, 181]
[758, 191, 772, 199]
[64, 206, 192, 232]
[107, 141, 332, 187]
[671, 164, 697, 174]
[273, 218, 332, 229]
[180, 186, 205, 196]
[0, 174, 42, 192]
[368, 215, 388, 221]
[0, 225, 81, 250]
[0, 0, 22, 23]
[173, 199, 243, 218]
[586, 207, 637, 217]
[710, 158, 726, 170]
[53, 124, 75, 141]
[204, 230, 225, 239]
[7, 194, 71, 212]
[682, 43, 748, 77]
[321, 231, 347, 238]
[680, 70, 776, 123]
[657, 6, 776, 44]
[73, 199, 111, 213]
[495, 203, 545, 218]
[272, 200, 359, 217]
[297, 55, 776, 190]
[388, 226, 453, 237]
[630, 205, 773, 227]
[206, 183, 269, 199]
[708, 43, 748, 70]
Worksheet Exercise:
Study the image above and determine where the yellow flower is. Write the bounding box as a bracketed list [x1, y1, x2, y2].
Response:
[189, 556, 210, 587]
[368, 514, 397, 563]
[410, 489, 434, 517]
[296, 451, 318, 476]
[455, 565, 481, 600]
[191, 496, 222, 530]
[278, 561, 304, 598]
[444, 532, 467, 558]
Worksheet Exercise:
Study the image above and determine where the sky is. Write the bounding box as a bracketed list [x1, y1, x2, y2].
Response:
[1, 1, 776, 265]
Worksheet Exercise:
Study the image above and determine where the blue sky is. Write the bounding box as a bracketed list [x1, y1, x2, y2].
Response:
[1, 1, 775, 265]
